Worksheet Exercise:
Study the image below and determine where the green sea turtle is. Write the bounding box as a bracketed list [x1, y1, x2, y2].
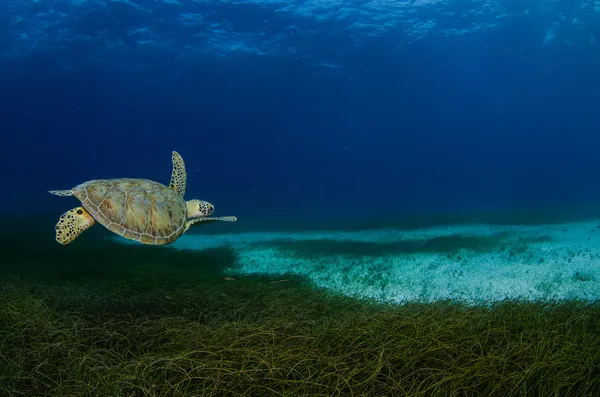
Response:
[48, 151, 237, 245]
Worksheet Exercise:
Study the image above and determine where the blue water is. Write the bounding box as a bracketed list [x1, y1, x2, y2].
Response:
[2, 0, 600, 227]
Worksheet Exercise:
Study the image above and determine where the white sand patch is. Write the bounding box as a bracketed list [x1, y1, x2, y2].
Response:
[112, 219, 600, 305]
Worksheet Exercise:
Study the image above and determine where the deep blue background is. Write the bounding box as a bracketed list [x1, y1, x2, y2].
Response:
[2, 3, 600, 229]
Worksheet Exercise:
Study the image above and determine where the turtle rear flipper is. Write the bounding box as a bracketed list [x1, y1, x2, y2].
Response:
[169, 151, 187, 197]
[55, 207, 96, 245]
[48, 190, 73, 197]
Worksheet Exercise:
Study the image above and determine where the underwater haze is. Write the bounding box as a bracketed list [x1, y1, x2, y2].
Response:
[4, 1, 600, 396]
[2, 0, 600, 306]
[1, 0, 600, 226]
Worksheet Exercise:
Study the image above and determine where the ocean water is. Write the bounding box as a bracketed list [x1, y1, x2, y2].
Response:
[2, 1, 600, 395]
[2, 0, 600, 302]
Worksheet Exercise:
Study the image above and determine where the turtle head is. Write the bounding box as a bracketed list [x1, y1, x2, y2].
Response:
[186, 199, 215, 219]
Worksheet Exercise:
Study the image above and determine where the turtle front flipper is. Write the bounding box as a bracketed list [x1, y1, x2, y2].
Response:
[55, 207, 96, 245]
[48, 190, 73, 197]
[184, 216, 237, 233]
[169, 151, 187, 197]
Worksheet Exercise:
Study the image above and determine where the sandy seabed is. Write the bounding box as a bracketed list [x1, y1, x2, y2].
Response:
[114, 218, 600, 305]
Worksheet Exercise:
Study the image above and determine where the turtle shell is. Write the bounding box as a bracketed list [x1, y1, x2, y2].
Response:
[72, 178, 187, 245]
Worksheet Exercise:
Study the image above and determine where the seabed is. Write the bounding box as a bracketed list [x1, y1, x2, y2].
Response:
[1, 213, 600, 396]
[116, 219, 600, 305]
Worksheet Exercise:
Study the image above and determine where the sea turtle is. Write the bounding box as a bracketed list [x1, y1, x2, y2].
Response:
[48, 151, 237, 245]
